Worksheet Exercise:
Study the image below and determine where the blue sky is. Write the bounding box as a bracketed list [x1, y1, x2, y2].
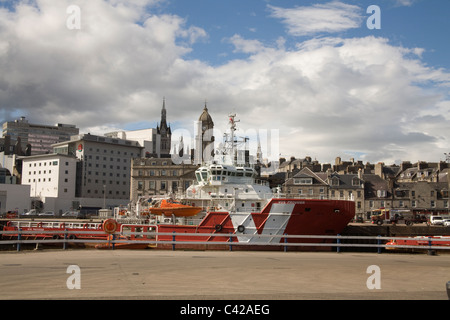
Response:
[161, 0, 450, 68]
[0, 0, 449, 164]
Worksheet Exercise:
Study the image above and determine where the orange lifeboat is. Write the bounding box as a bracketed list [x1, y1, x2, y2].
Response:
[148, 199, 202, 217]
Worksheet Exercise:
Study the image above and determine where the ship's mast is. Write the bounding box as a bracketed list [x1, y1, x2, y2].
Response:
[228, 114, 239, 166]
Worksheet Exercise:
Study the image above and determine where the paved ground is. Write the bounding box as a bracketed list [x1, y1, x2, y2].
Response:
[0, 249, 449, 300]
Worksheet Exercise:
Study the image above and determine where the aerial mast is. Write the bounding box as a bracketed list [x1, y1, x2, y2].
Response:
[228, 114, 239, 165]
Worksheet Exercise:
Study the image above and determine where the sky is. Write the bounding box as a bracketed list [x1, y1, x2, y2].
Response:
[0, 0, 449, 165]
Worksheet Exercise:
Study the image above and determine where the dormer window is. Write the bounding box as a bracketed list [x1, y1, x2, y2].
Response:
[331, 177, 339, 186]
[294, 178, 312, 185]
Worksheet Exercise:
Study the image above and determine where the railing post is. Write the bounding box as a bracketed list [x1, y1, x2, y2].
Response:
[377, 235, 381, 254]
[112, 233, 115, 250]
[172, 231, 176, 251]
[63, 229, 68, 250]
[427, 236, 435, 255]
[17, 228, 21, 252]
[336, 234, 341, 253]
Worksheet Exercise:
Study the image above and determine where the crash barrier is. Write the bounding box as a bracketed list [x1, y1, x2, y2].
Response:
[1, 229, 450, 253]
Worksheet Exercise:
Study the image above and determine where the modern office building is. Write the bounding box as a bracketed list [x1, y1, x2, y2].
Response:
[2, 117, 79, 155]
[53, 133, 143, 203]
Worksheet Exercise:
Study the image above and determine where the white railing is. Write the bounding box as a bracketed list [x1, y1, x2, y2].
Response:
[1, 229, 450, 253]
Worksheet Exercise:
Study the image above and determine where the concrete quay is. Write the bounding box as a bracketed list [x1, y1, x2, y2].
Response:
[0, 249, 449, 300]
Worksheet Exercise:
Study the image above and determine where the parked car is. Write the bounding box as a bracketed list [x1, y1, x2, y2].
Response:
[428, 216, 444, 226]
[38, 211, 55, 217]
[20, 209, 38, 216]
[62, 211, 80, 218]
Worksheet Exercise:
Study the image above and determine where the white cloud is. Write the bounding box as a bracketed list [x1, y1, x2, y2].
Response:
[268, 2, 363, 36]
[0, 0, 449, 165]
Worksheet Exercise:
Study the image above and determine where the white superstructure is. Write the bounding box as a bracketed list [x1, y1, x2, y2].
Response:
[183, 114, 273, 214]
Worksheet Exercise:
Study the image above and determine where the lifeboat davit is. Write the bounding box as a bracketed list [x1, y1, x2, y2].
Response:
[148, 199, 202, 217]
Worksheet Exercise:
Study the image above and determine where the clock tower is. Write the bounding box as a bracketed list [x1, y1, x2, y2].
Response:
[195, 102, 214, 164]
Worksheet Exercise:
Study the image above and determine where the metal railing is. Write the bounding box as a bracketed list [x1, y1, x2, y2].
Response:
[1, 229, 450, 253]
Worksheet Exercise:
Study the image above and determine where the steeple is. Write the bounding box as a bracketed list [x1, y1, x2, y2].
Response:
[157, 98, 172, 156]
[159, 97, 170, 134]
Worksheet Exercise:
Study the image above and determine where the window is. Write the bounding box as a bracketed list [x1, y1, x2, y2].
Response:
[331, 177, 339, 186]
[377, 190, 387, 198]
[294, 178, 312, 185]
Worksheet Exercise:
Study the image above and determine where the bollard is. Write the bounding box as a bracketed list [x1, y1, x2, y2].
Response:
[284, 234, 287, 253]
[229, 233, 233, 251]
[446, 281, 450, 300]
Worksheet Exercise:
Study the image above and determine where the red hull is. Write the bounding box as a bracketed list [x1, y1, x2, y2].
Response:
[156, 198, 355, 250]
[2, 199, 354, 251]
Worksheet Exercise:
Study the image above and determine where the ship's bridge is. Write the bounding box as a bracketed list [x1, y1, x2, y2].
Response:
[195, 164, 257, 186]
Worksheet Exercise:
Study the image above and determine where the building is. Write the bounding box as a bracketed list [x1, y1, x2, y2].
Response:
[21, 153, 78, 213]
[283, 167, 328, 199]
[2, 116, 79, 155]
[53, 133, 143, 207]
[130, 157, 198, 203]
[362, 173, 390, 217]
[0, 183, 31, 215]
[157, 98, 172, 156]
[195, 104, 214, 164]
[105, 99, 172, 158]
[277, 156, 450, 219]
[130, 105, 214, 203]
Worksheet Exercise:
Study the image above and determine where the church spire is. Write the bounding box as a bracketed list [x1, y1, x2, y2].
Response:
[158, 97, 171, 156]
[160, 97, 167, 130]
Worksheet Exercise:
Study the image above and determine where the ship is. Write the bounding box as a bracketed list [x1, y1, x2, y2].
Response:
[131, 113, 356, 250]
[1, 114, 356, 251]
